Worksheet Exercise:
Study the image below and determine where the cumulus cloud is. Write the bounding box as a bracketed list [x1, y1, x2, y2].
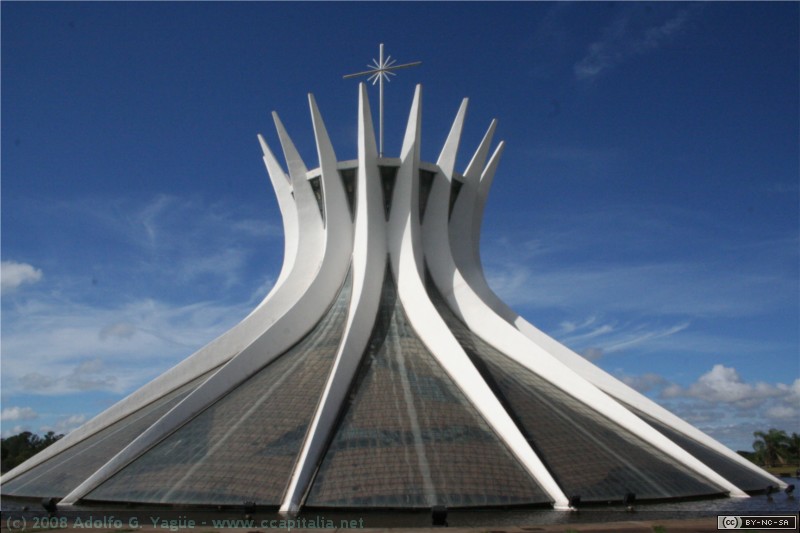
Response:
[1, 261, 43, 292]
[616, 366, 798, 450]
[662, 364, 785, 407]
[1, 406, 39, 422]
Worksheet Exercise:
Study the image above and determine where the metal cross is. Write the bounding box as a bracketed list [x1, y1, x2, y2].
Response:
[344, 43, 421, 157]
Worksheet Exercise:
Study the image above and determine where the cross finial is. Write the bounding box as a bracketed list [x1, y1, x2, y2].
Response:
[344, 43, 421, 157]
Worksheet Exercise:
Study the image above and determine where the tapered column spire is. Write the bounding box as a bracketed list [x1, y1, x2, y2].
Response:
[280, 84, 386, 514]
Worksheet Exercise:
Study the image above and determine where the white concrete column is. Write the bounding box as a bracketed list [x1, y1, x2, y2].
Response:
[387, 86, 571, 509]
[280, 84, 387, 513]
[59, 99, 355, 506]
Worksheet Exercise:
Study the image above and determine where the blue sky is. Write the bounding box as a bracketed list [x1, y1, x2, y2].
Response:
[2, 2, 797, 451]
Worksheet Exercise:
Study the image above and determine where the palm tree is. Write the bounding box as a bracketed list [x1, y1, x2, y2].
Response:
[752, 429, 790, 467]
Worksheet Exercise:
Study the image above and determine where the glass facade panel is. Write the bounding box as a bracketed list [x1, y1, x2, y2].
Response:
[626, 405, 775, 493]
[307, 268, 548, 508]
[2, 371, 215, 498]
[418, 169, 436, 224]
[426, 276, 725, 502]
[448, 179, 463, 220]
[308, 175, 325, 221]
[85, 273, 352, 505]
[379, 165, 398, 219]
[338, 168, 357, 219]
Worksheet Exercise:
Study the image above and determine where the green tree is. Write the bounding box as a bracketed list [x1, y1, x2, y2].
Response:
[752, 428, 790, 467]
[789, 432, 800, 465]
[0, 431, 64, 473]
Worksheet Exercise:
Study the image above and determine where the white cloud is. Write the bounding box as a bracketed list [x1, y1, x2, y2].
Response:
[41, 414, 87, 436]
[1, 190, 286, 440]
[559, 321, 580, 334]
[99, 322, 137, 340]
[575, 7, 693, 80]
[482, 211, 797, 342]
[67, 358, 118, 391]
[15, 359, 120, 395]
[518, 300, 694, 360]
[1, 425, 31, 438]
[248, 276, 276, 306]
[485, 263, 530, 304]
[563, 323, 615, 345]
[231, 218, 281, 238]
[619, 372, 668, 393]
[2, 292, 253, 396]
[1, 193, 280, 399]
[487, 258, 792, 319]
[765, 405, 798, 420]
[616, 366, 798, 450]
[136, 193, 173, 247]
[480, 203, 795, 451]
[582, 347, 605, 361]
[1, 406, 39, 422]
[1, 261, 43, 292]
[604, 322, 690, 354]
[662, 364, 785, 406]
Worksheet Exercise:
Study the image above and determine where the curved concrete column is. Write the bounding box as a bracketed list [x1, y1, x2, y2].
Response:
[254, 133, 298, 301]
[387, 86, 570, 509]
[245, 111, 316, 318]
[59, 98, 355, 506]
[2, 118, 322, 486]
[447, 122, 783, 492]
[280, 84, 387, 513]
[440, 124, 753, 498]
[449, 120, 495, 282]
